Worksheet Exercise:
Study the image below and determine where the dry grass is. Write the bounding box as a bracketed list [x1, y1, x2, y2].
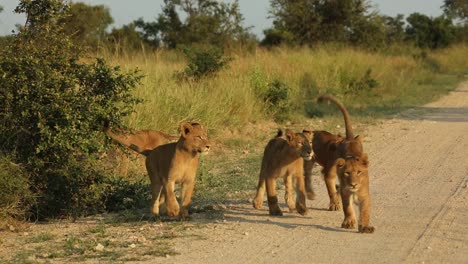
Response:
[96, 44, 467, 137]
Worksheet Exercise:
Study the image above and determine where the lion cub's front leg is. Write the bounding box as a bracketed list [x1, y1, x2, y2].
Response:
[340, 190, 357, 229]
[324, 167, 341, 211]
[163, 181, 180, 217]
[358, 194, 374, 233]
[179, 178, 195, 220]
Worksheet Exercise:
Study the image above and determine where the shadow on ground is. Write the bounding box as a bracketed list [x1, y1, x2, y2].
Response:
[396, 107, 468, 123]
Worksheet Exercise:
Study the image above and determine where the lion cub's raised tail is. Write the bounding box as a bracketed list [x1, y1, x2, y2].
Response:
[317, 95, 354, 141]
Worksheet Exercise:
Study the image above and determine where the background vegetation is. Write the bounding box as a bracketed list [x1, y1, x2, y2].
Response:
[0, 0, 467, 225]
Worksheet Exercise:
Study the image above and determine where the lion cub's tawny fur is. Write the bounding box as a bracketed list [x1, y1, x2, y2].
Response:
[304, 95, 364, 211]
[253, 129, 313, 216]
[145, 122, 210, 220]
[335, 155, 374, 233]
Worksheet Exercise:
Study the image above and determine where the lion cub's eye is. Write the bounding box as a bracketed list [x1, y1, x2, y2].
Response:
[357, 171, 362, 176]
[344, 172, 351, 177]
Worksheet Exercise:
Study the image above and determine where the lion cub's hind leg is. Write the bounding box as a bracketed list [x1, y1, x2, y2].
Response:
[266, 177, 283, 216]
[293, 174, 308, 215]
[253, 177, 266, 209]
[304, 158, 316, 200]
[284, 176, 296, 212]
[149, 174, 163, 217]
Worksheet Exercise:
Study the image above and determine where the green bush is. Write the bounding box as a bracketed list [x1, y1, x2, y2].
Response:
[301, 73, 324, 117]
[264, 79, 293, 121]
[0, 156, 34, 221]
[344, 68, 379, 95]
[413, 51, 441, 72]
[176, 46, 232, 81]
[0, 0, 142, 219]
[250, 69, 293, 121]
[101, 176, 150, 212]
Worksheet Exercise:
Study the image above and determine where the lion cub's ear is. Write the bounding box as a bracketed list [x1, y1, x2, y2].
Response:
[335, 158, 345, 168]
[180, 122, 194, 137]
[358, 153, 369, 167]
[276, 129, 284, 138]
[285, 129, 295, 142]
[302, 129, 312, 140]
[355, 134, 364, 142]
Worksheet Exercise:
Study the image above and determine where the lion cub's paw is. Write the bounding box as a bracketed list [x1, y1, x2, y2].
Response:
[328, 202, 341, 211]
[269, 206, 283, 216]
[178, 208, 192, 221]
[358, 225, 375, 234]
[179, 214, 192, 221]
[151, 208, 160, 217]
[341, 218, 356, 229]
[166, 205, 180, 217]
[252, 199, 263, 209]
[306, 191, 316, 200]
[296, 204, 307, 216]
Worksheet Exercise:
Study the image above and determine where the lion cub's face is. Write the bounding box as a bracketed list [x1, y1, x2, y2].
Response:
[284, 129, 313, 161]
[336, 154, 369, 192]
[180, 122, 211, 154]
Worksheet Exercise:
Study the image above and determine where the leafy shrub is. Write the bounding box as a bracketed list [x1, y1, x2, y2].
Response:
[264, 79, 293, 121]
[301, 73, 324, 117]
[101, 176, 150, 212]
[0, 156, 34, 221]
[250, 68, 293, 121]
[176, 46, 232, 81]
[250, 66, 269, 94]
[0, 0, 142, 219]
[261, 28, 295, 47]
[344, 68, 379, 95]
[413, 51, 441, 72]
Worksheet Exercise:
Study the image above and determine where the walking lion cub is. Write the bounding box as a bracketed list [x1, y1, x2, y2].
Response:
[335, 155, 374, 233]
[145, 122, 210, 220]
[253, 129, 313, 216]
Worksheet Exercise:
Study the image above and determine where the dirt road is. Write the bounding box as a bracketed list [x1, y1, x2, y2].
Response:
[161, 82, 468, 264]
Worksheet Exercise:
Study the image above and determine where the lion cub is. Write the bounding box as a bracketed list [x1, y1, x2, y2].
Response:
[145, 122, 210, 220]
[335, 154, 374, 233]
[304, 95, 364, 211]
[253, 129, 313, 216]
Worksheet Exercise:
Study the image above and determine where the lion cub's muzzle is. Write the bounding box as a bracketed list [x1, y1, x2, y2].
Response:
[346, 183, 360, 193]
[301, 149, 313, 161]
[198, 143, 211, 154]
[303, 154, 313, 161]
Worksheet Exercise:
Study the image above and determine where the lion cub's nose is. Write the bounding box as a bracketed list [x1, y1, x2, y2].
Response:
[351, 183, 358, 188]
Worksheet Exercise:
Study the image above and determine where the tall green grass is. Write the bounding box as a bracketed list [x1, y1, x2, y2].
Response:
[99, 44, 468, 134]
